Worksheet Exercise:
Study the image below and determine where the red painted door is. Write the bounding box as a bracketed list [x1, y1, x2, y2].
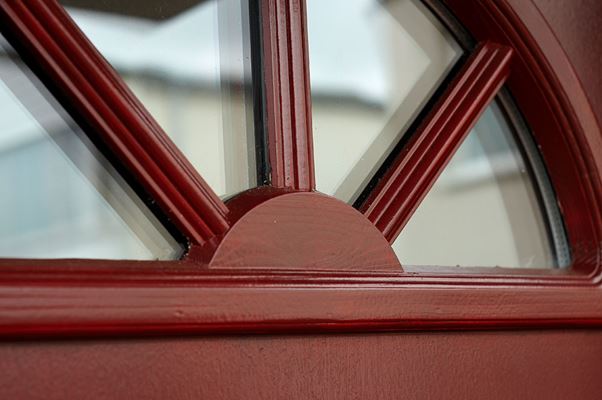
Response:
[0, 0, 601, 398]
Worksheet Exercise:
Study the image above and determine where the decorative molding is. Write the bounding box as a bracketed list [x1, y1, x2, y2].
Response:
[445, 0, 602, 275]
[0, 265, 600, 338]
[262, 0, 315, 190]
[210, 190, 401, 271]
[360, 42, 513, 243]
[0, 0, 599, 340]
[0, 0, 230, 246]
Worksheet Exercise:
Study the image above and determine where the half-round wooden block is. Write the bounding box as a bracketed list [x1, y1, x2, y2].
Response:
[210, 190, 401, 271]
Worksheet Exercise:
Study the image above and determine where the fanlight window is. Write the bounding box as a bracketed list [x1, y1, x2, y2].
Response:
[307, 0, 462, 203]
[393, 100, 567, 268]
[0, 0, 569, 269]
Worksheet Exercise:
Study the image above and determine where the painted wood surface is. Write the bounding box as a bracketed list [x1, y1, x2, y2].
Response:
[211, 190, 400, 270]
[532, 0, 602, 127]
[0, 0, 230, 245]
[0, 263, 600, 338]
[0, 0, 597, 338]
[0, 0, 601, 398]
[360, 42, 512, 243]
[444, 0, 602, 277]
[0, 331, 601, 399]
[262, 0, 315, 191]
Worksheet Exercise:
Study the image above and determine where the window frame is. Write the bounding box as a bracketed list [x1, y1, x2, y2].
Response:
[0, 0, 600, 338]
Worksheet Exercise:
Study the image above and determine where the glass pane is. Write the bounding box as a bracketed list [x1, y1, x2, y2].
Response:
[63, 0, 258, 198]
[0, 34, 182, 260]
[307, 0, 462, 202]
[393, 101, 561, 268]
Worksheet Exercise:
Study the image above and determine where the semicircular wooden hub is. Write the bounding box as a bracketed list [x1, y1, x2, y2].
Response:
[209, 189, 401, 271]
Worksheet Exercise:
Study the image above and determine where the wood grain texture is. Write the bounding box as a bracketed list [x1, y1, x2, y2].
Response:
[210, 190, 400, 270]
[1, 331, 601, 399]
[360, 42, 512, 243]
[262, 0, 315, 190]
[0, 0, 230, 245]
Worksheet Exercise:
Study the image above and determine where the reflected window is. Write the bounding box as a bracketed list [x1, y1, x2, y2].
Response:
[393, 101, 567, 268]
[307, 0, 462, 202]
[0, 34, 182, 260]
[63, 0, 259, 198]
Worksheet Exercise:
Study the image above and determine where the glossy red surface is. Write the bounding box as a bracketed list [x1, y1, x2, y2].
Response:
[360, 42, 512, 243]
[0, 0, 596, 334]
[262, 0, 315, 191]
[0, 264, 601, 338]
[0, 0, 230, 246]
[445, 0, 602, 276]
[0, 0, 601, 398]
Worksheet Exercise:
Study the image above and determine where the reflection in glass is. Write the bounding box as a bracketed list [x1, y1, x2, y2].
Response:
[307, 0, 462, 202]
[0, 34, 182, 259]
[63, 0, 258, 198]
[393, 102, 560, 268]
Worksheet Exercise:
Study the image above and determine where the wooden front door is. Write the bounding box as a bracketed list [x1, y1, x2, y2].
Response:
[0, 0, 601, 398]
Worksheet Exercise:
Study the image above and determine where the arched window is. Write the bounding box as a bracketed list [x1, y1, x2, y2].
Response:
[0, 4, 600, 397]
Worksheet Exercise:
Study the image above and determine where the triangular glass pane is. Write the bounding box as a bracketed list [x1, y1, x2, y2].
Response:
[62, 0, 259, 199]
[0, 34, 182, 260]
[307, 0, 463, 202]
[392, 101, 564, 268]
